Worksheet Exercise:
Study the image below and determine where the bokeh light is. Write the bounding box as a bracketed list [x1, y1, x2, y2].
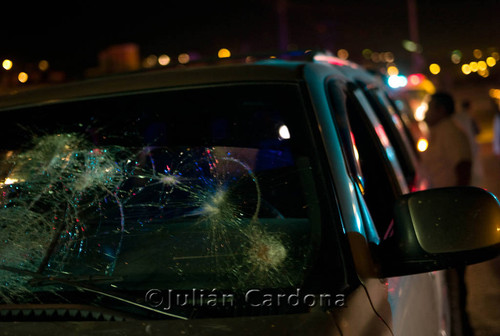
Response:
[473, 49, 483, 59]
[38, 60, 49, 71]
[429, 63, 440, 75]
[486, 56, 496, 67]
[417, 138, 429, 152]
[415, 102, 428, 121]
[477, 61, 487, 71]
[388, 75, 407, 88]
[408, 74, 423, 86]
[337, 49, 349, 60]
[461, 64, 471, 75]
[18, 72, 28, 83]
[451, 50, 462, 64]
[178, 53, 190, 64]
[362, 49, 372, 60]
[478, 69, 489, 77]
[143, 55, 157, 68]
[278, 125, 291, 140]
[382, 52, 394, 63]
[245, 56, 256, 63]
[158, 54, 171, 66]
[2, 59, 13, 70]
[489, 88, 500, 99]
[218, 48, 231, 58]
[387, 65, 399, 76]
[402, 40, 419, 52]
[371, 52, 381, 63]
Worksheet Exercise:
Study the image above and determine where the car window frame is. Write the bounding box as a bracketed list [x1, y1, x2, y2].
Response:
[295, 79, 361, 296]
[359, 83, 420, 188]
[327, 78, 410, 242]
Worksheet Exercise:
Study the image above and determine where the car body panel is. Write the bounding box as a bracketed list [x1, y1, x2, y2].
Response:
[387, 272, 446, 336]
[0, 284, 392, 336]
[0, 57, 479, 336]
[302, 62, 366, 237]
[312, 61, 451, 336]
[0, 65, 302, 110]
[0, 312, 342, 336]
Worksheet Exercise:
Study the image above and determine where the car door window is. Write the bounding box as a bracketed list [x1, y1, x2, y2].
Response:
[329, 81, 406, 239]
[361, 85, 419, 188]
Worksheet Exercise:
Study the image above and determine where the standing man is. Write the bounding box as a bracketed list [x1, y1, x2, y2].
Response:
[454, 100, 483, 186]
[422, 92, 472, 187]
[422, 91, 474, 336]
[493, 99, 500, 157]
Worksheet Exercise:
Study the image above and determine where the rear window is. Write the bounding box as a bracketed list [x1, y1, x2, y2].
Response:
[0, 83, 326, 312]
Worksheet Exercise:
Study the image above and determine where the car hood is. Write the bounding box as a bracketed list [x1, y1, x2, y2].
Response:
[0, 309, 341, 336]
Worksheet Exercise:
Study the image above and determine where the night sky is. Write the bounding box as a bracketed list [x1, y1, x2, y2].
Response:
[1, 1, 499, 78]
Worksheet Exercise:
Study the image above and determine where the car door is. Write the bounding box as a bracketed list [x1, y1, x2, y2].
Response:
[357, 83, 451, 336]
[327, 78, 450, 336]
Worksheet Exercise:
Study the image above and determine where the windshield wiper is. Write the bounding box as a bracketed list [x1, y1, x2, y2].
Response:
[0, 265, 187, 320]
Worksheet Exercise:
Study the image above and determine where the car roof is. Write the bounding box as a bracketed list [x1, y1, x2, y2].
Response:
[0, 63, 306, 111]
[0, 55, 380, 111]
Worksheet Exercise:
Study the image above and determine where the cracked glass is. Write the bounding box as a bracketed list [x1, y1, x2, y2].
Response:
[0, 83, 322, 307]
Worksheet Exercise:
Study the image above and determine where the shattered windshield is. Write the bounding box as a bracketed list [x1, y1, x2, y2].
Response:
[0, 83, 323, 313]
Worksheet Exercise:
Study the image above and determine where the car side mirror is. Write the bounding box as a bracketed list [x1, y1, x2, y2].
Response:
[378, 187, 500, 277]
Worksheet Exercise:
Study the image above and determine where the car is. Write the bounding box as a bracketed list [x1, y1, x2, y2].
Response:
[0, 52, 498, 335]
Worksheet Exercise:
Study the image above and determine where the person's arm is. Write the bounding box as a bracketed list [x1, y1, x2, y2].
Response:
[455, 160, 472, 186]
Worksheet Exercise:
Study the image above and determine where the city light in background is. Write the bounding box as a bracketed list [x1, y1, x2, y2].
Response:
[218, 48, 231, 59]
[388, 75, 408, 89]
[387, 65, 399, 76]
[336, 49, 349, 60]
[0, 1, 499, 94]
[158, 54, 171, 66]
[429, 63, 440, 75]
[2, 59, 12, 71]
[457, 50, 498, 78]
[490, 88, 500, 100]
[17, 72, 28, 83]
[177, 53, 190, 64]
[99, 45, 500, 79]
[2, 44, 498, 92]
[38, 60, 49, 71]
[417, 138, 429, 152]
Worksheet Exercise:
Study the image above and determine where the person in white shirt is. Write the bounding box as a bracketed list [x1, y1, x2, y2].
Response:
[421, 91, 474, 336]
[493, 100, 500, 157]
[453, 100, 483, 186]
[422, 92, 472, 188]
